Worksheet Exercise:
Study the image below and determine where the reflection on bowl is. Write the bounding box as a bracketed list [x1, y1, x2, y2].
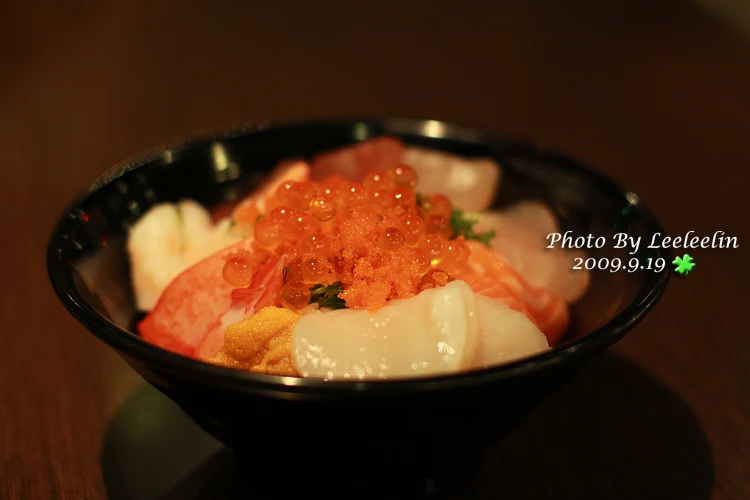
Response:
[48, 118, 670, 495]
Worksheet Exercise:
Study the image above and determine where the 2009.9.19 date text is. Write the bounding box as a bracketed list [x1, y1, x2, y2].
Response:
[572, 257, 666, 272]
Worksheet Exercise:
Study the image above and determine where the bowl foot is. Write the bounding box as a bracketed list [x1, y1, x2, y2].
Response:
[231, 448, 483, 499]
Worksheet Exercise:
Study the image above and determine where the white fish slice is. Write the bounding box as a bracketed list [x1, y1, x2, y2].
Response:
[127, 200, 241, 311]
[473, 201, 590, 303]
[402, 146, 502, 212]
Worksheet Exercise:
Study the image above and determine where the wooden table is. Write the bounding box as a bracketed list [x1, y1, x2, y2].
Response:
[2, 1, 748, 498]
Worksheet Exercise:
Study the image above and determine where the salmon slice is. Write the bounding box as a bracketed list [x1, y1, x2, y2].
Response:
[462, 240, 569, 346]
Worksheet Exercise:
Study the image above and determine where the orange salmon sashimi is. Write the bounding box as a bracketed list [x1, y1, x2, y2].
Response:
[460, 240, 570, 346]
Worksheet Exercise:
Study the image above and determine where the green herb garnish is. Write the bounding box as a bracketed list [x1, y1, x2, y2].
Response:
[309, 281, 346, 309]
[256, 214, 264, 223]
[449, 209, 496, 246]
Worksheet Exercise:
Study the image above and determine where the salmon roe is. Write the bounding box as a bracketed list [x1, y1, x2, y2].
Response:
[411, 248, 431, 275]
[368, 188, 393, 212]
[388, 165, 418, 188]
[285, 258, 304, 283]
[424, 214, 452, 239]
[398, 212, 424, 245]
[419, 268, 453, 291]
[221, 247, 272, 287]
[341, 183, 368, 207]
[309, 195, 336, 221]
[363, 170, 392, 191]
[302, 257, 329, 284]
[232, 170, 471, 311]
[254, 217, 285, 249]
[300, 230, 331, 258]
[418, 233, 445, 265]
[222, 254, 253, 287]
[429, 194, 453, 218]
[393, 186, 416, 209]
[380, 227, 405, 251]
[441, 236, 470, 273]
[280, 280, 311, 310]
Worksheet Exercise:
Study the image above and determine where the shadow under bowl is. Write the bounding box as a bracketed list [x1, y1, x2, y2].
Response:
[47, 118, 670, 496]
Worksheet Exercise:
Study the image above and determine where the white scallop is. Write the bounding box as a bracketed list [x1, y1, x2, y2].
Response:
[291, 281, 479, 380]
[470, 295, 550, 369]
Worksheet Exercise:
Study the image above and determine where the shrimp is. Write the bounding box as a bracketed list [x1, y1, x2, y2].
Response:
[459, 240, 570, 346]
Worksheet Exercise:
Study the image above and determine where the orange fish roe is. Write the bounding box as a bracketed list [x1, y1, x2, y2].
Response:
[223, 165, 478, 311]
[222, 165, 478, 312]
[221, 247, 272, 287]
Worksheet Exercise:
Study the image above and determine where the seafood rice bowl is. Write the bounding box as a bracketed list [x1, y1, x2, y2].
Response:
[129, 136, 591, 380]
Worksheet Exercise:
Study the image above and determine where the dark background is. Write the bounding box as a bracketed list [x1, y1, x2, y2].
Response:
[1, 1, 749, 498]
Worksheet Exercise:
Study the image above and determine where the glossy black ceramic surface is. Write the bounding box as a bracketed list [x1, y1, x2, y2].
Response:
[47, 118, 670, 497]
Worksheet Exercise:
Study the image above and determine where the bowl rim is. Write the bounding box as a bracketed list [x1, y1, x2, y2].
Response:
[47, 117, 671, 397]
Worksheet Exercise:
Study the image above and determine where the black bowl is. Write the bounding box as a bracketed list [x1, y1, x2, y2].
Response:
[48, 118, 670, 498]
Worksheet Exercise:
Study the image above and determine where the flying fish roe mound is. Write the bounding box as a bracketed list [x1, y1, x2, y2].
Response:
[244, 174, 466, 312]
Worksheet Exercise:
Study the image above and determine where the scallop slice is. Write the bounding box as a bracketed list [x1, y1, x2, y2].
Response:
[470, 295, 550, 369]
[291, 281, 479, 380]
